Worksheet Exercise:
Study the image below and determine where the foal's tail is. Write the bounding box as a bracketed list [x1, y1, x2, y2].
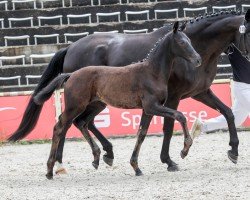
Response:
[34, 74, 70, 105]
[8, 48, 68, 142]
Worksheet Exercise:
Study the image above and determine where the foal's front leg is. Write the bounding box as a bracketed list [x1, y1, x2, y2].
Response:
[143, 98, 193, 159]
[130, 111, 152, 176]
[161, 99, 180, 171]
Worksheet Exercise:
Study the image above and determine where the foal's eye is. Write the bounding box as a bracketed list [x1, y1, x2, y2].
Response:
[180, 41, 186, 45]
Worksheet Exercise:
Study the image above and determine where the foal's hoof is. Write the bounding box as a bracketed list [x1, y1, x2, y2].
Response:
[135, 168, 143, 176]
[55, 167, 67, 175]
[103, 155, 114, 166]
[227, 150, 238, 164]
[92, 161, 99, 169]
[167, 162, 179, 172]
[46, 173, 53, 180]
[180, 150, 187, 159]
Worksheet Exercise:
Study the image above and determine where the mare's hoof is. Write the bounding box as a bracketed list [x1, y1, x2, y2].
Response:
[92, 161, 99, 169]
[227, 150, 238, 164]
[167, 163, 179, 172]
[46, 173, 53, 180]
[135, 168, 143, 176]
[180, 150, 187, 159]
[55, 167, 67, 175]
[103, 155, 114, 166]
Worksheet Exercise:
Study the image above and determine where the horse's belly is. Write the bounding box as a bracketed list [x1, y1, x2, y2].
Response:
[98, 93, 142, 109]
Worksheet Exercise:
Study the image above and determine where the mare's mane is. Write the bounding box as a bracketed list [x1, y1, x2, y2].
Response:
[136, 10, 243, 64]
[188, 10, 242, 25]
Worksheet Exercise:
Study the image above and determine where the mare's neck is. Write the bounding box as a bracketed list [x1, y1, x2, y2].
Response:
[186, 15, 244, 60]
[147, 35, 174, 81]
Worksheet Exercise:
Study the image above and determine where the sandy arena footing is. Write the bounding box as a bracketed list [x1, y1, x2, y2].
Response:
[0, 131, 250, 200]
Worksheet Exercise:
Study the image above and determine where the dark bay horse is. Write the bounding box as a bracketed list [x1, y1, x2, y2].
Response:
[34, 22, 201, 179]
[8, 10, 250, 172]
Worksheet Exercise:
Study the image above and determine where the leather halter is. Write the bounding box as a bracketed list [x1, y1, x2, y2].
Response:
[237, 20, 250, 60]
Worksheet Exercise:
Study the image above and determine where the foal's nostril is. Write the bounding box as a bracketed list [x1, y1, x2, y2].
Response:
[196, 57, 202, 67]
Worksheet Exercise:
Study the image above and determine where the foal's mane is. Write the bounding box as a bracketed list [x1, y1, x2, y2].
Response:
[144, 34, 169, 61]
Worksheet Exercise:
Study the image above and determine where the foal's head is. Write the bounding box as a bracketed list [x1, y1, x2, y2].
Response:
[171, 21, 201, 67]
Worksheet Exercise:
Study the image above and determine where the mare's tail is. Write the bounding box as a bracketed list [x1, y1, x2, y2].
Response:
[34, 74, 70, 105]
[8, 48, 68, 142]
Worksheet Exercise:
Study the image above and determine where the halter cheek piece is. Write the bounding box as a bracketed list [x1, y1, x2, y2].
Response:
[238, 20, 249, 60]
[239, 24, 246, 34]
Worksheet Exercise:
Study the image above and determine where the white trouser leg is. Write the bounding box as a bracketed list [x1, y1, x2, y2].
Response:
[202, 81, 250, 132]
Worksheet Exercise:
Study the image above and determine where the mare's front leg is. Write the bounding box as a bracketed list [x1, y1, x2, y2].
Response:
[192, 89, 239, 163]
[161, 99, 180, 171]
[143, 97, 193, 160]
[130, 111, 152, 176]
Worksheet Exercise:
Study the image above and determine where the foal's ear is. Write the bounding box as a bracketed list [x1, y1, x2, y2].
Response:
[173, 21, 179, 33]
[245, 9, 250, 22]
[180, 21, 187, 31]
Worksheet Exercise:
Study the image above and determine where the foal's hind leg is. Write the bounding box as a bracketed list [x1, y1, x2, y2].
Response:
[73, 113, 101, 170]
[46, 112, 74, 179]
[73, 102, 114, 167]
[130, 111, 152, 176]
[81, 102, 114, 166]
[55, 102, 113, 173]
[88, 121, 114, 166]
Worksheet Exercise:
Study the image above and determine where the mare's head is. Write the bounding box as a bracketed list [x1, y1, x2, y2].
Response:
[234, 9, 250, 60]
[171, 21, 201, 67]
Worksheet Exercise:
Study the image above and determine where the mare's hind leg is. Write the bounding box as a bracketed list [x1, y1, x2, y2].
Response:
[192, 89, 239, 163]
[130, 111, 152, 176]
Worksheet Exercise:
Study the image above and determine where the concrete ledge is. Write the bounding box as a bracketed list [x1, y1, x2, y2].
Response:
[0, 19, 183, 46]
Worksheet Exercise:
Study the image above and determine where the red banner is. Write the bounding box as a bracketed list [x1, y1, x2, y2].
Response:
[0, 95, 55, 140]
[0, 83, 249, 140]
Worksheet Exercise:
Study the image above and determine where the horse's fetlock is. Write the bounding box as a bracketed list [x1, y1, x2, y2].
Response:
[103, 143, 113, 152]
[93, 147, 101, 157]
[130, 157, 138, 166]
[229, 140, 239, 147]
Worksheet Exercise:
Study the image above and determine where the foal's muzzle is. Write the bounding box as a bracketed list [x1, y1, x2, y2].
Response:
[192, 54, 202, 68]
